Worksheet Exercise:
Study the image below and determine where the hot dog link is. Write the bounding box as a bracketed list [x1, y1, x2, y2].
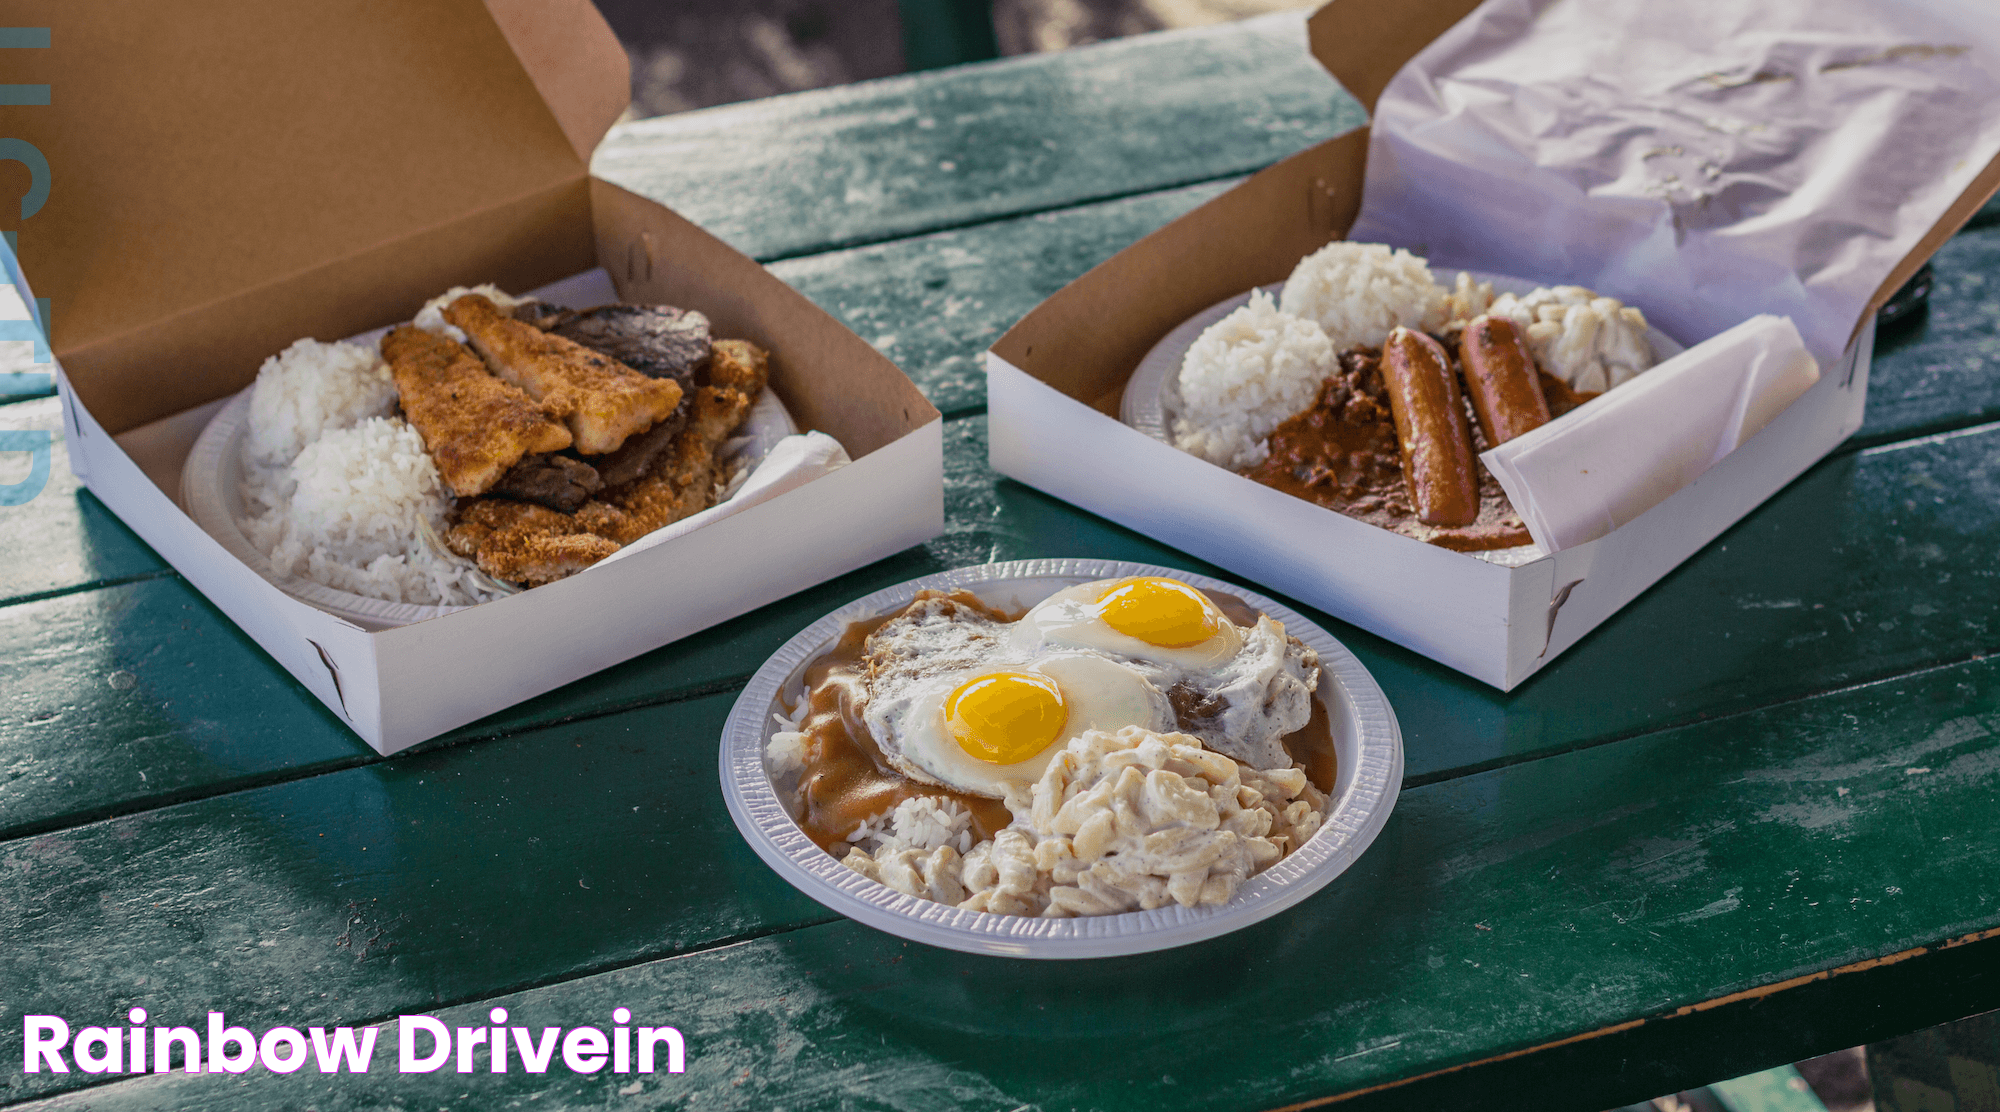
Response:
[1380, 327, 1479, 527]
[1458, 314, 1551, 447]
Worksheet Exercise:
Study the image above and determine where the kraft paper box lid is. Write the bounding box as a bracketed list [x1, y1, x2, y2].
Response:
[0, 1, 946, 753]
[2, 0, 628, 435]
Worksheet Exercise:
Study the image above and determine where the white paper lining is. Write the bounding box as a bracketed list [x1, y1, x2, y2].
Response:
[1347, 0, 2000, 549]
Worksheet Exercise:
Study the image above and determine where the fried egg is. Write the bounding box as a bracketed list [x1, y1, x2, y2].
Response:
[864, 649, 1173, 797]
[1009, 576, 1320, 770]
[1008, 576, 1243, 669]
[856, 579, 1320, 797]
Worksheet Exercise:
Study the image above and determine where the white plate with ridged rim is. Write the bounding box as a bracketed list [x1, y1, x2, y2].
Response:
[719, 557, 1403, 959]
[177, 267, 801, 630]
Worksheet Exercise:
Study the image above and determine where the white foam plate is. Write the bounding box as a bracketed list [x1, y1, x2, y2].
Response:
[181, 285, 797, 630]
[720, 558, 1403, 959]
[1119, 272, 1685, 568]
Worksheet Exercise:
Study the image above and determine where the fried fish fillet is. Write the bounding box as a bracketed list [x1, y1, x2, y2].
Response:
[444, 499, 621, 587]
[442, 294, 683, 455]
[443, 339, 772, 584]
[380, 325, 573, 497]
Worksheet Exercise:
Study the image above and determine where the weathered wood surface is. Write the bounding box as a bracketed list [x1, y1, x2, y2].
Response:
[8, 654, 1997, 1111]
[5, 14, 2000, 1112]
[768, 180, 1236, 416]
[1858, 214, 2000, 448]
[593, 13, 1358, 262]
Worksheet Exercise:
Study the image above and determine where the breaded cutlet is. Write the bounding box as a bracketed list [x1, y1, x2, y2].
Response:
[444, 499, 622, 587]
[380, 325, 573, 498]
[443, 294, 683, 455]
[443, 337, 773, 584]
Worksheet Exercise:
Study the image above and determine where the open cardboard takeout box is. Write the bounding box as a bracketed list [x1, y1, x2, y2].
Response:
[986, 0, 2000, 690]
[16, 0, 943, 753]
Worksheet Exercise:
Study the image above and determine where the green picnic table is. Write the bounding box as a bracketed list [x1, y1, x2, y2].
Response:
[4, 14, 1999, 1112]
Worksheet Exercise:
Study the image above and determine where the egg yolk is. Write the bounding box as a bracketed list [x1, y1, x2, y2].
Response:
[945, 671, 1068, 765]
[1094, 577, 1220, 648]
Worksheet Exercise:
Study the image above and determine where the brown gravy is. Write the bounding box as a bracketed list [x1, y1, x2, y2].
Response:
[1243, 344, 1596, 552]
[785, 585, 1339, 853]
[791, 594, 1016, 854]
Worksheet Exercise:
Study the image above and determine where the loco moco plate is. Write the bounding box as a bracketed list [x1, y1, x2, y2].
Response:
[720, 558, 1403, 959]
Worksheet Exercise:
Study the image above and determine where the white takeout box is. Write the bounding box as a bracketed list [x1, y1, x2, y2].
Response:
[984, 0, 2000, 690]
[13, 0, 943, 753]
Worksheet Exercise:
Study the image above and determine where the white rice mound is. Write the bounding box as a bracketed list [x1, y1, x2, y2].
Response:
[1170, 290, 1335, 471]
[413, 284, 527, 343]
[240, 417, 494, 606]
[244, 339, 396, 467]
[1278, 241, 1450, 350]
[237, 338, 498, 608]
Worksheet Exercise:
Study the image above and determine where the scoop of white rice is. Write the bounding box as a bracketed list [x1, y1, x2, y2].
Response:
[241, 417, 494, 606]
[1278, 241, 1449, 350]
[846, 796, 976, 856]
[285, 418, 444, 557]
[1170, 290, 1334, 471]
[244, 339, 395, 467]
[413, 284, 526, 343]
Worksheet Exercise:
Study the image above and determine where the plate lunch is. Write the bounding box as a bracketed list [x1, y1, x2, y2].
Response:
[720, 558, 1403, 959]
[178, 270, 796, 630]
[1119, 271, 1685, 567]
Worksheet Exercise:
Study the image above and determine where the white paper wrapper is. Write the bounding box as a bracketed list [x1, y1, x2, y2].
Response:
[1352, 0, 2000, 363]
[1482, 314, 1819, 551]
[1347, 0, 2000, 550]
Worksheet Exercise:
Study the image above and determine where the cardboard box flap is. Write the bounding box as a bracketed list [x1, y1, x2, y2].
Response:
[6, 0, 618, 387]
[1307, 0, 1483, 114]
[486, 0, 631, 167]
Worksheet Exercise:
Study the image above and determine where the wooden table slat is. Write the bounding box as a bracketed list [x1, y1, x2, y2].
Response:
[0, 575, 361, 841]
[592, 13, 1359, 264]
[0, 399, 168, 606]
[767, 178, 1234, 416]
[1853, 216, 2000, 448]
